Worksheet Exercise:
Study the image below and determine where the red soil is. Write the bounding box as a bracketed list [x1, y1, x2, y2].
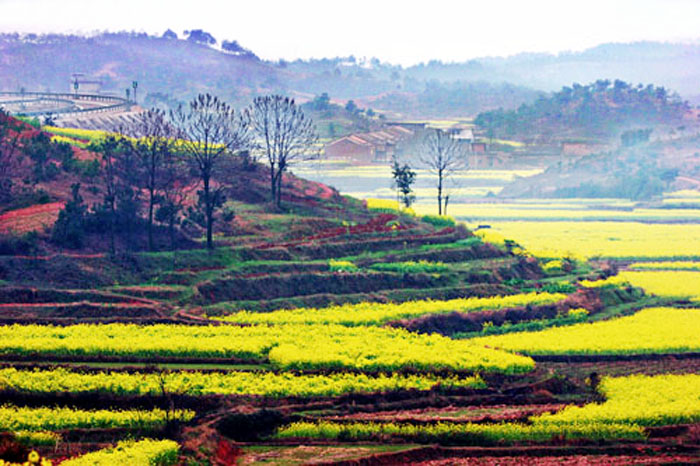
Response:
[330, 404, 567, 423]
[412, 455, 700, 465]
[0, 202, 65, 234]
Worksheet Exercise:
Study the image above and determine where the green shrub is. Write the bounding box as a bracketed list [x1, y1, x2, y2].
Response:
[51, 183, 87, 249]
[543, 259, 564, 273]
[421, 215, 456, 228]
[329, 259, 358, 272]
[369, 260, 449, 274]
[0, 232, 39, 255]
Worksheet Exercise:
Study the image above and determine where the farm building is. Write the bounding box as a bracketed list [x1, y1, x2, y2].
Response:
[471, 142, 487, 154]
[324, 126, 414, 163]
[454, 128, 475, 142]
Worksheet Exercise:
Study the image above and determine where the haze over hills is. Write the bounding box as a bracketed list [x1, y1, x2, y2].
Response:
[1, 31, 699, 118]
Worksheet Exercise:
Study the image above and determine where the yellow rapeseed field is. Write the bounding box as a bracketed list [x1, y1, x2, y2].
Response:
[472, 221, 700, 259]
[534, 374, 700, 426]
[0, 323, 534, 373]
[470, 307, 700, 355]
[61, 439, 179, 466]
[583, 271, 700, 299]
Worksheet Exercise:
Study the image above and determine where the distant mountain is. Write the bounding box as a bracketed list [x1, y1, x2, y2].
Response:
[403, 42, 700, 97]
[1, 33, 699, 118]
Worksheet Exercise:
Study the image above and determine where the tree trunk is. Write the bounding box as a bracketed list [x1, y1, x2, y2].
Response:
[203, 175, 213, 250]
[147, 187, 155, 251]
[276, 170, 283, 208]
[270, 163, 276, 204]
[437, 172, 443, 216]
[169, 216, 176, 251]
[109, 196, 116, 256]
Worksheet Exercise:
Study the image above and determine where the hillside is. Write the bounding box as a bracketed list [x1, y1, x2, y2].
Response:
[500, 132, 700, 200]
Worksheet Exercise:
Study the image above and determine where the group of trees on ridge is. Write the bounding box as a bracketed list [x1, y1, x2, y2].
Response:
[1, 94, 319, 253]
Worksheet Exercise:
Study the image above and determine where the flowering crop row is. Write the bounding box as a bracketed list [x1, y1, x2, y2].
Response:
[365, 198, 415, 216]
[43, 125, 109, 142]
[272, 420, 644, 444]
[0, 323, 534, 374]
[470, 307, 700, 355]
[214, 292, 567, 326]
[61, 438, 179, 466]
[43, 126, 223, 152]
[49, 134, 89, 148]
[0, 367, 484, 398]
[0, 404, 193, 432]
[535, 374, 700, 427]
[275, 374, 700, 444]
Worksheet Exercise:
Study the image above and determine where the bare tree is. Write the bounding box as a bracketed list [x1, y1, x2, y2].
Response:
[420, 129, 466, 216]
[120, 109, 176, 251]
[246, 95, 319, 209]
[171, 94, 249, 249]
[156, 156, 197, 251]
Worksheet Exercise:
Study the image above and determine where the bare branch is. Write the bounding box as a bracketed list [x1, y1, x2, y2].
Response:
[169, 94, 250, 249]
[420, 129, 467, 215]
[246, 95, 319, 207]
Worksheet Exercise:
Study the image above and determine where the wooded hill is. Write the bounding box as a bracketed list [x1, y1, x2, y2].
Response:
[475, 80, 691, 142]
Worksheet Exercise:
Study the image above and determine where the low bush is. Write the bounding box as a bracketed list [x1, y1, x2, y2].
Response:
[216, 409, 287, 441]
[421, 215, 456, 229]
[0, 232, 39, 256]
[328, 259, 358, 272]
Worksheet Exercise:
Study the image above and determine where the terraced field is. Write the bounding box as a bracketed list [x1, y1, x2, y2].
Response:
[0, 172, 698, 464]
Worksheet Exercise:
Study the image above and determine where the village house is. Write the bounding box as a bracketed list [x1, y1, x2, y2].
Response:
[560, 140, 607, 156]
[324, 126, 414, 163]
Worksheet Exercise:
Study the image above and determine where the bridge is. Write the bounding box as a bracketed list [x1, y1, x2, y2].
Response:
[0, 91, 132, 119]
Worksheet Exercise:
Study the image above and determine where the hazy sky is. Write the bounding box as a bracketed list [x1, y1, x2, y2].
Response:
[1, 0, 699, 65]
